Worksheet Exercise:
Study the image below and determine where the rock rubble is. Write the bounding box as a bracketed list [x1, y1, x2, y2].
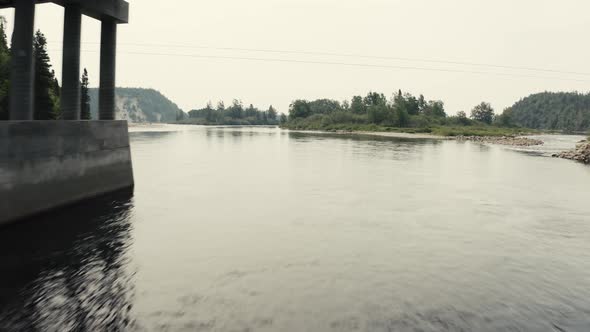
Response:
[553, 140, 590, 164]
[455, 136, 544, 147]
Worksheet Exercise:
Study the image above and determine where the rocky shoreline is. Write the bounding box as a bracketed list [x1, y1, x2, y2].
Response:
[553, 140, 590, 164]
[455, 135, 544, 147]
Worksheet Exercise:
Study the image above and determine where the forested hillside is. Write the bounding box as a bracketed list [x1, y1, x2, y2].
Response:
[89, 88, 185, 123]
[505, 92, 590, 131]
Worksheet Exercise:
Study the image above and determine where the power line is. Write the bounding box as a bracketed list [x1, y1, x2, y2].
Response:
[48, 40, 590, 77]
[62, 48, 590, 83]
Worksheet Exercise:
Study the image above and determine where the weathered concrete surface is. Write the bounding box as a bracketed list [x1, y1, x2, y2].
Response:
[99, 19, 117, 120]
[0, 120, 134, 225]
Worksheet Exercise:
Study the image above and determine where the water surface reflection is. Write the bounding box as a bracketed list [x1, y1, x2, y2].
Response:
[0, 190, 135, 331]
[2, 126, 590, 331]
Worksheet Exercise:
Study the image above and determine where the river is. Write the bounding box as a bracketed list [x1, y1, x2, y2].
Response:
[1, 126, 589, 331]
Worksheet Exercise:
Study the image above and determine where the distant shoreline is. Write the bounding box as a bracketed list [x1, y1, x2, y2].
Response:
[128, 123, 584, 148]
[285, 129, 447, 140]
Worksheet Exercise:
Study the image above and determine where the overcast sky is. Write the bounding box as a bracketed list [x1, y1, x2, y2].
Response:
[1, 0, 590, 114]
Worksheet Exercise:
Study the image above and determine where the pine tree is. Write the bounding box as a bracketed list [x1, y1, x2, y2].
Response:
[0, 17, 10, 120]
[80, 68, 91, 120]
[33, 30, 60, 120]
[267, 105, 277, 122]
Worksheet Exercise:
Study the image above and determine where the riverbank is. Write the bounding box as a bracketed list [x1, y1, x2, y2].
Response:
[553, 139, 590, 164]
[287, 128, 550, 147]
[288, 129, 448, 140]
[281, 123, 536, 138]
[456, 135, 544, 146]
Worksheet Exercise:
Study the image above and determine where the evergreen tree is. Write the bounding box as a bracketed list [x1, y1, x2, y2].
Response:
[80, 68, 91, 120]
[0, 17, 10, 120]
[33, 30, 60, 120]
[228, 99, 244, 119]
[243, 104, 257, 118]
[216, 101, 225, 111]
[417, 94, 427, 114]
[267, 105, 277, 121]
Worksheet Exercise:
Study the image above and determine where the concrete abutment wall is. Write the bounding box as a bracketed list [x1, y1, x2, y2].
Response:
[0, 121, 134, 225]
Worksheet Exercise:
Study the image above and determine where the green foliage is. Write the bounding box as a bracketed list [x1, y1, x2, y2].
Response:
[80, 68, 91, 120]
[367, 104, 390, 124]
[493, 108, 515, 127]
[394, 106, 410, 127]
[445, 114, 474, 126]
[289, 100, 312, 119]
[364, 92, 387, 107]
[285, 90, 446, 127]
[33, 30, 60, 120]
[89, 88, 184, 122]
[0, 20, 64, 120]
[279, 113, 288, 124]
[350, 96, 366, 114]
[504, 92, 590, 132]
[267, 105, 278, 121]
[185, 100, 279, 125]
[423, 100, 446, 117]
[470, 102, 495, 125]
[309, 99, 342, 114]
[281, 90, 529, 137]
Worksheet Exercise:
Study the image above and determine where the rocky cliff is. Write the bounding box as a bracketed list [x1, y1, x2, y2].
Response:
[89, 88, 185, 123]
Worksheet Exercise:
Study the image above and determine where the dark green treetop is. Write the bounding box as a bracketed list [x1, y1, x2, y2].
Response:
[33, 30, 60, 120]
[80, 68, 91, 120]
[470, 102, 495, 125]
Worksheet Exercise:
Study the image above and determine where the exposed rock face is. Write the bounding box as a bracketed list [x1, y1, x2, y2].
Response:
[89, 88, 184, 123]
[455, 136, 544, 147]
[115, 95, 147, 123]
[553, 140, 590, 164]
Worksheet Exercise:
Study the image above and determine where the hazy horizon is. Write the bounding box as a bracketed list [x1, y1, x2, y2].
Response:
[1, 0, 590, 114]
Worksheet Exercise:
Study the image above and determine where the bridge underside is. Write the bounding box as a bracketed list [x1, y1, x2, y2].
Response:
[0, 0, 134, 225]
[0, 0, 128, 23]
[4, 0, 128, 121]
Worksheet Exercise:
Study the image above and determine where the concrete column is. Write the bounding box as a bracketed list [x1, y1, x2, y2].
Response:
[99, 19, 117, 120]
[9, 0, 36, 120]
[61, 4, 82, 120]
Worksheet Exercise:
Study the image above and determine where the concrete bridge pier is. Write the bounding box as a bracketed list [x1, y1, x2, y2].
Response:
[99, 19, 117, 120]
[61, 4, 83, 120]
[0, 0, 133, 226]
[9, 0, 35, 120]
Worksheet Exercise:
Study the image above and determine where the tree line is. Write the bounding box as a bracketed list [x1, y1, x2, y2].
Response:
[286, 90, 501, 130]
[503, 92, 590, 132]
[185, 100, 279, 125]
[0, 19, 91, 120]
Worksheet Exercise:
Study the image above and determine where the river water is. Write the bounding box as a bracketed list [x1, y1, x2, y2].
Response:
[1, 126, 589, 331]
